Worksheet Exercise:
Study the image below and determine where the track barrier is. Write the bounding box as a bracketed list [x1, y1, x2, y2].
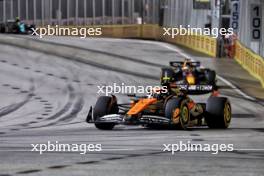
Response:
[234, 41, 264, 87]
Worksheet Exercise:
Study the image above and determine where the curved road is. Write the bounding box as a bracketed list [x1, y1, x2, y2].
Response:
[0, 36, 263, 176]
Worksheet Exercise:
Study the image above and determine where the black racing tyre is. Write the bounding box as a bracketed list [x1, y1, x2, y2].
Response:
[93, 96, 118, 130]
[165, 97, 190, 130]
[160, 67, 175, 84]
[0, 25, 5, 33]
[205, 97, 231, 129]
[205, 70, 216, 85]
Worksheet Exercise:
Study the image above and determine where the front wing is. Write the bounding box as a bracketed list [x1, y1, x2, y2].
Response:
[86, 107, 170, 125]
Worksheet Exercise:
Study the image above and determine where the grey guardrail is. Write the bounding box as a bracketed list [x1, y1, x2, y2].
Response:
[0, 35, 159, 80]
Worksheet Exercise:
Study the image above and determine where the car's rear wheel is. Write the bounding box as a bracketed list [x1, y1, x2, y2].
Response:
[205, 97, 231, 128]
[205, 70, 216, 85]
[93, 96, 118, 130]
[165, 98, 190, 130]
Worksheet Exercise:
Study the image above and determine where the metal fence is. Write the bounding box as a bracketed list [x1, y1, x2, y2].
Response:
[0, 0, 160, 25]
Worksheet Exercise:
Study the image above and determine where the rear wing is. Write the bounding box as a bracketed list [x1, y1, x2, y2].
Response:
[169, 61, 201, 68]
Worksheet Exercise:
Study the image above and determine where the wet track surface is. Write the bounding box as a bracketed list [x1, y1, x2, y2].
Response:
[0, 36, 264, 176]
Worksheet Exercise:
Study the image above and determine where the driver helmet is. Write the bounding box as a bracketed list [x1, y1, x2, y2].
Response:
[182, 58, 191, 70]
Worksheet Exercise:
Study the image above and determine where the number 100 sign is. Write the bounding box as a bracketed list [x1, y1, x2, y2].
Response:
[251, 4, 262, 41]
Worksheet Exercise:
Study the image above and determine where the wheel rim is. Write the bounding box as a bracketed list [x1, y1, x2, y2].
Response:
[224, 103, 231, 123]
[172, 108, 180, 123]
[181, 106, 189, 123]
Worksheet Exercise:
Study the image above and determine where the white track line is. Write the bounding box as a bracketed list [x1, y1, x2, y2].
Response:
[235, 149, 264, 151]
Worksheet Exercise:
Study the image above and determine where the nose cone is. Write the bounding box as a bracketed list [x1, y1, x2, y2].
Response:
[127, 98, 157, 115]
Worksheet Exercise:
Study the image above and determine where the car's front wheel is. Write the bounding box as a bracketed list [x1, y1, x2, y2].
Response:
[165, 97, 190, 130]
[93, 96, 119, 130]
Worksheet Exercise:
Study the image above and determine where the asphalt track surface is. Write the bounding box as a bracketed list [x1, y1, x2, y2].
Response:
[0, 36, 263, 176]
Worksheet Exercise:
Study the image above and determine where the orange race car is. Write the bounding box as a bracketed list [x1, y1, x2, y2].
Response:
[86, 84, 231, 130]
